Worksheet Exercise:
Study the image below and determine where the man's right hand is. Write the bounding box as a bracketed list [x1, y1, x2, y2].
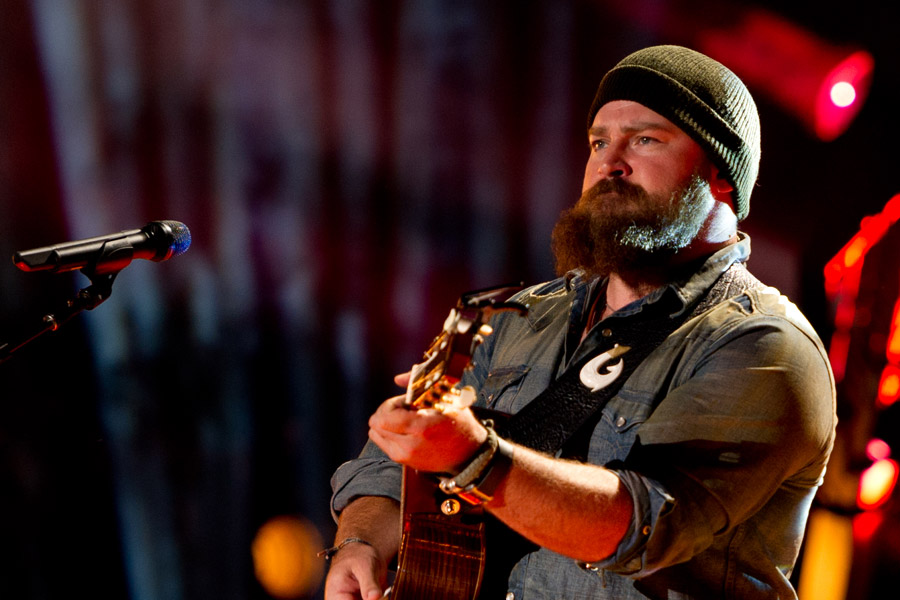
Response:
[324, 496, 400, 600]
[323, 539, 388, 600]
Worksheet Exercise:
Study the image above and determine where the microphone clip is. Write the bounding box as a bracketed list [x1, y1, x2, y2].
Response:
[0, 269, 120, 365]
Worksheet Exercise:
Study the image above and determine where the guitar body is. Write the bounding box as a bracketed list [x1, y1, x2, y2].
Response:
[391, 467, 487, 600]
[390, 409, 536, 600]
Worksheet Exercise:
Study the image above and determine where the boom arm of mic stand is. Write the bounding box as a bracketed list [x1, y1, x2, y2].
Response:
[0, 270, 118, 364]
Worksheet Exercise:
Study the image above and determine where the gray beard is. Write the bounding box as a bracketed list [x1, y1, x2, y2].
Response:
[615, 175, 713, 252]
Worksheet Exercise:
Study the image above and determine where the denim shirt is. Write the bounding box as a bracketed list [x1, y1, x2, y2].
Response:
[331, 234, 837, 599]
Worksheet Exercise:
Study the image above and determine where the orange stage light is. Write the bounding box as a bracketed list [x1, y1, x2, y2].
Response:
[252, 515, 325, 599]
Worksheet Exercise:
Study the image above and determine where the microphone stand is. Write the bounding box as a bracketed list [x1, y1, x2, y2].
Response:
[0, 269, 118, 365]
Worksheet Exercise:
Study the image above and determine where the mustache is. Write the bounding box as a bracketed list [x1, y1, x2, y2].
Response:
[581, 177, 648, 203]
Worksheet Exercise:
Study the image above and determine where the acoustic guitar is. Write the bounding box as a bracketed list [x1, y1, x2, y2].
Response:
[388, 284, 527, 600]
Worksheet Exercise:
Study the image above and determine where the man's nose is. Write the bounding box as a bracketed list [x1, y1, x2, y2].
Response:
[597, 150, 632, 178]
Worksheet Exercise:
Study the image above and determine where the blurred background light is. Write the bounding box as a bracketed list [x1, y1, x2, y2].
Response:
[813, 51, 875, 141]
[866, 438, 892, 461]
[252, 516, 324, 599]
[857, 458, 899, 511]
[830, 82, 856, 108]
[695, 10, 874, 141]
[798, 508, 854, 600]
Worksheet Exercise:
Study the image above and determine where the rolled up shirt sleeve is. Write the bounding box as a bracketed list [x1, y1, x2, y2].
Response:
[330, 440, 403, 520]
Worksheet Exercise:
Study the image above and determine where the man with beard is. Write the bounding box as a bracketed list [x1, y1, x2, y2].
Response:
[325, 46, 836, 599]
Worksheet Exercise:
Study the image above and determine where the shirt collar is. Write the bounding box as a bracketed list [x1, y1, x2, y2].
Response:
[667, 231, 751, 316]
[562, 232, 752, 318]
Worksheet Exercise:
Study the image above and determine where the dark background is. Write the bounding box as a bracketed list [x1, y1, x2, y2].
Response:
[1, 1, 898, 599]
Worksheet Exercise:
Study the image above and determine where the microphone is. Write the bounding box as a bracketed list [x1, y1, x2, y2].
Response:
[13, 220, 192, 274]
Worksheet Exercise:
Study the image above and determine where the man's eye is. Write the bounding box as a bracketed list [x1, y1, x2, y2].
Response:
[636, 136, 657, 145]
[590, 140, 607, 151]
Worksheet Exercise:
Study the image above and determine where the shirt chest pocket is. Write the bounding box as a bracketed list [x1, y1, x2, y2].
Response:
[477, 365, 531, 412]
[587, 388, 656, 464]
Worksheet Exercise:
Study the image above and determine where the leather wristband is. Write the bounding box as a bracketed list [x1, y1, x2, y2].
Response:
[439, 420, 514, 505]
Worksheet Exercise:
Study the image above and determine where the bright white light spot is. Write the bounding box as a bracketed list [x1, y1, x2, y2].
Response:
[830, 81, 857, 108]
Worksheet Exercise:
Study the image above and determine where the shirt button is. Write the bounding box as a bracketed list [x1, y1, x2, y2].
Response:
[506, 593, 515, 600]
[601, 328, 612, 337]
[616, 416, 627, 427]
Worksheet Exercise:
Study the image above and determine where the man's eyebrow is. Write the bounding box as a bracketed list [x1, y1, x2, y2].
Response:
[588, 121, 676, 136]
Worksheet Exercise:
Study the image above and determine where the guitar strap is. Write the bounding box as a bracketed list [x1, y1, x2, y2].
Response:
[494, 261, 763, 456]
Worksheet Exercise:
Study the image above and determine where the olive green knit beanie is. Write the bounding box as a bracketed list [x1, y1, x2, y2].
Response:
[587, 45, 761, 221]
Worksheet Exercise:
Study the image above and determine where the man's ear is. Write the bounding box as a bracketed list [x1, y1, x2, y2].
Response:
[710, 165, 734, 195]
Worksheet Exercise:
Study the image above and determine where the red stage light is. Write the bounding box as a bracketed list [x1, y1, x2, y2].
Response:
[866, 438, 892, 461]
[696, 10, 874, 141]
[814, 51, 875, 141]
[824, 195, 900, 383]
[853, 510, 884, 543]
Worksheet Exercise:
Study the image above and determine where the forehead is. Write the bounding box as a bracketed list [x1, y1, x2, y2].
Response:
[589, 100, 682, 134]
